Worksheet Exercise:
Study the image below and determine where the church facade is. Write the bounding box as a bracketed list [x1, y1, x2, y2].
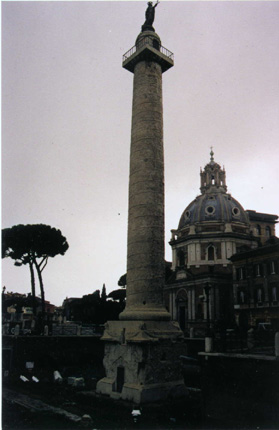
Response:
[164, 151, 278, 335]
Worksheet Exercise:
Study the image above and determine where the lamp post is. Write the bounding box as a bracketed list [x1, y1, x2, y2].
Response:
[204, 283, 211, 336]
[204, 283, 213, 353]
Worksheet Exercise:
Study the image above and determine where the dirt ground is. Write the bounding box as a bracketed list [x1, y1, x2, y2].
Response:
[3, 378, 275, 430]
[2, 381, 204, 430]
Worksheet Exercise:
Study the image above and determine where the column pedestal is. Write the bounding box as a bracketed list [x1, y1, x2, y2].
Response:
[96, 320, 187, 404]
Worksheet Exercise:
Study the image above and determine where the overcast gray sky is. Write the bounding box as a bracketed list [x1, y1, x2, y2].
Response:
[2, 1, 279, 306]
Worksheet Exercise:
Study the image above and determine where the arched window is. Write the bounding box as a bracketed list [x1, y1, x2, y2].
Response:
[207, 245, 215, 261]
[116, 367, 125, 393]
[256, 225, 261, 235]
[266, 226, 271, 238]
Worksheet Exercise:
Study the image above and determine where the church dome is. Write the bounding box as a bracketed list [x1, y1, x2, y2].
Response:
[178, 150, 249, 230]
[178, 193, 249, 229]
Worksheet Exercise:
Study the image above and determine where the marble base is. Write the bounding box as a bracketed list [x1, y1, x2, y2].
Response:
[96, 320, 187, 404]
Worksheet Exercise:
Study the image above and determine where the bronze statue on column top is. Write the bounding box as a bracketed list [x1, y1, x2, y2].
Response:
[142, 1, 159, 32]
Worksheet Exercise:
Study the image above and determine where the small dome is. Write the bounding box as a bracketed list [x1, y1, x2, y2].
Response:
[178, 192, 249, 229]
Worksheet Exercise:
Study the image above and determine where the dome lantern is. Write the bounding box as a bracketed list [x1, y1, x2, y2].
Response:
[200, 148, 227, 194]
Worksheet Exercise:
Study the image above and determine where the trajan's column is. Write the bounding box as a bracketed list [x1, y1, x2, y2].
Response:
[97, 3, 185, 404]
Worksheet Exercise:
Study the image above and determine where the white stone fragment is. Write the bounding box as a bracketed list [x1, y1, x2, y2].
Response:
[132, 410, 141, 417]
[20, 375, 29, 382]
[53, 370, 63, 382]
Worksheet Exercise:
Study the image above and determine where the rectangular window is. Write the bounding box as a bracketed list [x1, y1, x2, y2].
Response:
[257, 287, 264, 304]
[237, 267, 246, 280]
[236, 268, 241, 281]
[239, 267, 246, 280]
[254, 264, 263, 278]
[272, 286, 277, 302]
[238, 290, 246, 304]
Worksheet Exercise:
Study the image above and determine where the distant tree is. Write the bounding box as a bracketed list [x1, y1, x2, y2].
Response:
[91, 290, 100, 300]
[2, 224, 69, 321]
[117, 261, 173, 289]
[118, 274, 127, 288]
[2, 286, 6, 313]
[105, 299, 125, 321]
[101, 284, 107, 302]
[108, 289, 126, 303]
[61, 286, 126, 325]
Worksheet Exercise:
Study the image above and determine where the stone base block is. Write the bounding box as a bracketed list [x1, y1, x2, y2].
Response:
[101, 319, 183, 343]
[96, 320, 187, 404]
[97, 378, 187, 404]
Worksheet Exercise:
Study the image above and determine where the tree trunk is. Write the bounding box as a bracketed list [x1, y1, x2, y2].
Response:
[34, 259, 45, 329]
[28, 261, 37, 315]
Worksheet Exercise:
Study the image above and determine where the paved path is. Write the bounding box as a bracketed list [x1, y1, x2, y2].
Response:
[3, 387, 82, 424]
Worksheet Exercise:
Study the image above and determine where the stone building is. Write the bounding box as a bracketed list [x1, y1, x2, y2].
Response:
[231, 237, 279, 330]
[2, 292, 56, 335]
[164, 150, 278, 335]
[246, 210, 277, 245]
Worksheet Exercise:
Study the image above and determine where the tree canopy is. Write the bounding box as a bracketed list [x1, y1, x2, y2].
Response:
[118, 273, 127, 288]
[117, 261, 173, 289]
[107, 288, 126, 303]
[2, 224, 69, 321]
[2, 224, 68, 262]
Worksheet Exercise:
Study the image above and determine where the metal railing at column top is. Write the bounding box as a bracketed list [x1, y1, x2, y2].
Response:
[123, 36, 174, 63]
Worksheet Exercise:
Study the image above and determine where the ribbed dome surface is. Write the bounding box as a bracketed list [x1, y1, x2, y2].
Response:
[178, 192, 249, 229]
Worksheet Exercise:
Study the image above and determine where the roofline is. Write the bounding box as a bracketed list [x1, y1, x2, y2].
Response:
[230, 242, 279, 261]
[246, 210, 278, 223]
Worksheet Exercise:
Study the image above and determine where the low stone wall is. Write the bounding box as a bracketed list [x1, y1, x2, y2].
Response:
[3, 335, 105, 383]
[199, 352, 279, 427]
[183, 338, 205, 358]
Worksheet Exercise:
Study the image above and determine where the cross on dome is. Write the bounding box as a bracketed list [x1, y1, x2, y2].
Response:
[210, 147, 214, 162]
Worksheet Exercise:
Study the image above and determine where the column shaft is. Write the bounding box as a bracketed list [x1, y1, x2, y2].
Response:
[120, 60, 169, 320]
